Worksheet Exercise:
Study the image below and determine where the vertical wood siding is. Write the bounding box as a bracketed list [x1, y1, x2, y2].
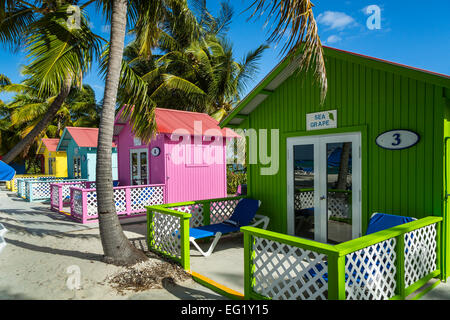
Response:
[245, 55, 446, 237]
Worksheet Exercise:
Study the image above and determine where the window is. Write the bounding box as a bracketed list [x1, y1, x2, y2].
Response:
[48, 158, 55, 175]
[73, 157, 81, 178]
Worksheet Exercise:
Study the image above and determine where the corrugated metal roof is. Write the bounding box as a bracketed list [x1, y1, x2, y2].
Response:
[155, 108, 239, 137]
[40, 138, 60, 152]
[115, 107, 240, 138]
[64, 127, 117, 148]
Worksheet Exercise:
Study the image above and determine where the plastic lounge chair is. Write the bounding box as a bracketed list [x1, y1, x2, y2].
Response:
[307, 213, 416, 284]
[189, 198, 269, 257]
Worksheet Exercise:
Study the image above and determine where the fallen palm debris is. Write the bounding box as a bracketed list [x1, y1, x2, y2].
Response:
[107, 259, 191, 294]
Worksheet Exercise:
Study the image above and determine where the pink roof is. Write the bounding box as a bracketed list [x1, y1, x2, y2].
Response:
[41, 138, 60, 152]
[115, 107, 240, 138]
[66, 127, 117, 148]
[155, 108, 239, 138]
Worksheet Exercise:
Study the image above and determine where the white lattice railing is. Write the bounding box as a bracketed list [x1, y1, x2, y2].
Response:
[295, 189, 352, 219]
[9, 175, 55, 193]
[70, 184, 165, 223]
[50, 181, 95, 212]
[22, 178, 83, 201]
[242, 216, 442, 300]
[147, 196, 246, 270]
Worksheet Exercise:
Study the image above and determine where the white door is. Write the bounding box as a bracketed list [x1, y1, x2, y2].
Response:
[130, 148, 148, 185]
[287, 132, 361, 244]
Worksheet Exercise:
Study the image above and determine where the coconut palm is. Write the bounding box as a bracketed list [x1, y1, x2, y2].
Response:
[246, 0, 327, 100]
[0, 80, 101, 160]
[112, 1, 268, 141]
[95, 0, 326, 265]
[0, 1, 102, 164]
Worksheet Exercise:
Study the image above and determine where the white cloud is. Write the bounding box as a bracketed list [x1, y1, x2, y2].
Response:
[101, 24, 110, 34]
[317, 11, 356, 30]
[326, 35, 342, 44]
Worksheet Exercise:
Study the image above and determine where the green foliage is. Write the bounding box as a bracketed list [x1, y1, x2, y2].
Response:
[227, 165, 247, 195]
[106, 1, 268, 143]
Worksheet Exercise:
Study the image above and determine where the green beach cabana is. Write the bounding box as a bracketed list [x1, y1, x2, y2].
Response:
[147, 46, 450, 300]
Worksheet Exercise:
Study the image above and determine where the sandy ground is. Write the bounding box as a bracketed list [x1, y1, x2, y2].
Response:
[0, 187, 225, 300]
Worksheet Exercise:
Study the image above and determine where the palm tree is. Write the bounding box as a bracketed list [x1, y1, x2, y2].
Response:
[113, 1, 268, 140]
[95, 0, 148, 265]
[94, 0, 202, 265]
[246, 0, 327, 100]
[0, 80, 101, 164]
[95, 0, 327, 265]
[0, 1, 102, 164]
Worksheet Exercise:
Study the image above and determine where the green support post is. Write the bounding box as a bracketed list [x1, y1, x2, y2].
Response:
[327, 254, 346, 300]
[180, 214, 191, 271]
[146, 208, 154, 250]
[243, 231, 253, 300]
[395, 234, 406, 299]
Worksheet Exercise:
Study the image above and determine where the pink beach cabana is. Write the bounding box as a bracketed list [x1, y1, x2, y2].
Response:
[114, 108, 239, 203]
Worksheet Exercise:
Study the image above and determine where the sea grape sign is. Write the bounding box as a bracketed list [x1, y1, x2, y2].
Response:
[375, 130, 420, 150]
[306, 110, 337, 131]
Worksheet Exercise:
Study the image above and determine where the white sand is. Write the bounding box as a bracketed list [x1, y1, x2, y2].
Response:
[0, 189, 225, 300]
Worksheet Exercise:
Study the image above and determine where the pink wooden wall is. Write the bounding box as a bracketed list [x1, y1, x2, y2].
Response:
[115, 122, 227, 203]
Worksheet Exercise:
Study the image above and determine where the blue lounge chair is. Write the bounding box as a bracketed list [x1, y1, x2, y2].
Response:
[307, 213, 416, 283]
[189, 198, 269, 257]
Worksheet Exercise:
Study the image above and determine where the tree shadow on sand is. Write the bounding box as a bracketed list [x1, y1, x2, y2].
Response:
[5, 238, 103, 261]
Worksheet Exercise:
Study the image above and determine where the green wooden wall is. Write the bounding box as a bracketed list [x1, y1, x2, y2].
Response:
[239, 53, 448, 274]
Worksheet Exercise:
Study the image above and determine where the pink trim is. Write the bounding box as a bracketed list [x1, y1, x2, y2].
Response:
[66, 184, 166, 224]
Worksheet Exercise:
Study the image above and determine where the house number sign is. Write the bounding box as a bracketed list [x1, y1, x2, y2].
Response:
[376, 130, 420, 150]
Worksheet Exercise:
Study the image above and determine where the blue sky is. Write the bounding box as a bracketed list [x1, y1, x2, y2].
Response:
[1, 0, 449, 103]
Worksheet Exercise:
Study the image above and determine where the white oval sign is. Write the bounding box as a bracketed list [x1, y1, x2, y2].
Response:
[376, 130, 420, 150]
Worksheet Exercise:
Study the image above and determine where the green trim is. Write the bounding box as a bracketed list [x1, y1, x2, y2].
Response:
[395, 233, 406, 298]
[241, 226, 340, 256]
[410, 279, 441, 300]
[405, 270, 441, 297]
[260, 89, 274, 95]
[242, 216, 442, 300]
[180, 213, 191, 270]
[243, 231, 253, 300]
[220, 48, 450, 128]
[327, 255, 346, 300]
[334, 216, 442, 256]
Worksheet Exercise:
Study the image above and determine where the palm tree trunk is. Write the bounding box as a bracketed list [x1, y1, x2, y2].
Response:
[2, 77, 72, 164]
[96, 0, 147, 265]
[336, 142, 351, 190]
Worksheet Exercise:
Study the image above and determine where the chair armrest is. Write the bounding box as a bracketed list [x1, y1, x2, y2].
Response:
[250, 214, 270, 230]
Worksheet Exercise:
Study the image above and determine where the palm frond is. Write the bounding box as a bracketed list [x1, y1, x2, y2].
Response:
[247, 0, 327, 101]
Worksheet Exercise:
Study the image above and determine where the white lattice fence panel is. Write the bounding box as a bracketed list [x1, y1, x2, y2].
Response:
[328, 192, 351, 219]
[210, 199, 240, 224]
[169, 204, 204, 228]
[51, 185, 60, 206]
[72, 189, 84, 218]
[30, 181, 52, 199]
[345, 238, 397, 300]
[150, 212, 181, 259]
[252, 237, 328, 300]
[86, 191, 98, 217]
[404, 224, 437, 287]
[114, 189, 127, 213]
[295, 191, 314, 210]
[61, 182, 88, 200]
[130, 186, 165, 212]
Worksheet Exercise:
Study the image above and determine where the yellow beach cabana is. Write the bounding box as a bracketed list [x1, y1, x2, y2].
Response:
[37, 138, 67, 177]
